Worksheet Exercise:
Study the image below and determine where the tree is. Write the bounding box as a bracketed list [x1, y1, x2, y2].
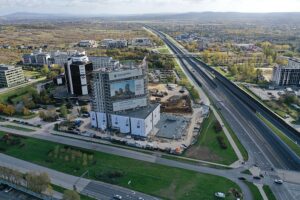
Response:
[0, 103, 6, 113]
[80, 106, 88, 113]
[60, 104, 68, 118]
[26, 172, 50, 193]
[63, 190, 80, 200]
[22, 107, 31, 116]
[41, 65, 49, 76]
[3, 105, 15, 116]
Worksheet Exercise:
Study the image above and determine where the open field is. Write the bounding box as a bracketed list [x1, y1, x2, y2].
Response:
[0, 131, 241, 200]
[0, 85, 36, 104]
[184, 113, 238, 165]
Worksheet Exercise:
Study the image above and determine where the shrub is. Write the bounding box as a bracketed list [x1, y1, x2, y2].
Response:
[217, 136, 227, 149]
[214, 121, 223, 133]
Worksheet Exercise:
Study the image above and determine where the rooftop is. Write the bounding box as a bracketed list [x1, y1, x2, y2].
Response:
[116, 103, 159, 119]
[0, 64, 17, 71]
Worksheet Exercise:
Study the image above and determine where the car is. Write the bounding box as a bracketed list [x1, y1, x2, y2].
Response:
[113, 194, 122, 200]
[274, 179, 283, 184]
[259, 174, 264, 178]
[214, 192, 225, 198]
[253, 176, 261, 180]
[238, 177, 246, 181]
[4, 187, 12, 193]
[138, 197, 145, 200]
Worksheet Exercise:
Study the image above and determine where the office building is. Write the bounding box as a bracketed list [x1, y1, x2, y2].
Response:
[0, 64, 25, 88]
[22, 49, 50, 66]
[132, 38, 152, 46]
[64, 53, 93, 96]
[90, 57, 160, 137]
[272, 58, 300, 86]
[89, 56, 120, 69]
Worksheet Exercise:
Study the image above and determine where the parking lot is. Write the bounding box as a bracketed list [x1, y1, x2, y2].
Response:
[0, 184, 40, 200]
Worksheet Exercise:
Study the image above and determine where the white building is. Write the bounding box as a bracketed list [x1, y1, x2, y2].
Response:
[90, 57, 160, 137]
[101, 39, 128, 49]
[0, 64, 25, 88]
[89, 56, 120, 69]
[272, 58, 300, 86]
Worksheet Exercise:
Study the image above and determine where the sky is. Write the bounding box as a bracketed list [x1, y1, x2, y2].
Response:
[1, 0, 300, 16]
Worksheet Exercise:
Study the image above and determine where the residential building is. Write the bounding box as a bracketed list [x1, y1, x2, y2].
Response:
[78, 40, 98, 48]
[0, 64, 25, 88]
[90, 57, 160, 137]
[131, 38, 152, 46]
[64, 53, 93, 96]
[272, 58, 300, 86]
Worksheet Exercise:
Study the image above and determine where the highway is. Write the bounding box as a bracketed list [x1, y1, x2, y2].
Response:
[147, 26, 300, 172]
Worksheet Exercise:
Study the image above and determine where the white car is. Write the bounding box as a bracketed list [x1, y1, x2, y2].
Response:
[214, 192, 225, 198]
[274, 179, 283, 184]
[113, 194, 122, 200]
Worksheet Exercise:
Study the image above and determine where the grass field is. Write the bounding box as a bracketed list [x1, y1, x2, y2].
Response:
[1, 124, 35, 132]
[244, 181, 263, 200]
[257, 113, 300, 157]
[0, 131, 241, 200]
[263, 185, 276, 200]
[184, 113, 238, 165]
[0, 85, 36, 104]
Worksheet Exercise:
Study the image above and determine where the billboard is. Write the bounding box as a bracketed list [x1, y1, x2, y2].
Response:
[109, 68, 143, 81]
[110, 79, 144, 100]
[112, 97, 147, 112]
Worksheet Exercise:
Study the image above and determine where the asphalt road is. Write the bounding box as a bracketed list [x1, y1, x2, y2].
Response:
[144, 26, 300, 200]
[153, 27, 300, 171]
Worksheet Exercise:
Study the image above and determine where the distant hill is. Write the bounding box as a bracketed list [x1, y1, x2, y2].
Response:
[1, 12, 300, 23]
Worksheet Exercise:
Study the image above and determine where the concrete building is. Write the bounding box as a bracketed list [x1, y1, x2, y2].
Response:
[0, 64, 25, 88]
[64, 53, 93, 96]
[78, 40, 98, 48]
[89, 56, 120, 69]
[272, 58, 300, 86]
[131, 38, 152, 46]
[101, 39, 128, 49]
[22, 49, 50, 66]
[90, 57, 160, 137]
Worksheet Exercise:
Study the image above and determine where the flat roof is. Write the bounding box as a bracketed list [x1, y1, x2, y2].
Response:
[116, 103, 159, 119]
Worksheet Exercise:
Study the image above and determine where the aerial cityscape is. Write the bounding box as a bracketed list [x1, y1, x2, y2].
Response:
[0, 0, 300, 200]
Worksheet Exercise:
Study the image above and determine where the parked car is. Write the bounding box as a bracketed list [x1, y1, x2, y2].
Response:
[214, 192, 225, 198]
[238, 177, 246, 181]
[253, 176, 261, 180]
[274, 179, 283, 184]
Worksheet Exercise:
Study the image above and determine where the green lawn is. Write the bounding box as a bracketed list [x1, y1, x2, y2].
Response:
[1, 124, 35, 132]
[257, 113, 300, 157]
[216, 108, 249, 161]
[51, 184, 96, 200]
[0, 85, 36, 104]
[184, 113, 238, 165]
[263, 185, 276, 200]
[244, 181, 263, 200]
[0, 131, 241, 200]
[23, 70, 42, 79]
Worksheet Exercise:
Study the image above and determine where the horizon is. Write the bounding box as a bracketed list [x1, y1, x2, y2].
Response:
[1, 0, 300, 16]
